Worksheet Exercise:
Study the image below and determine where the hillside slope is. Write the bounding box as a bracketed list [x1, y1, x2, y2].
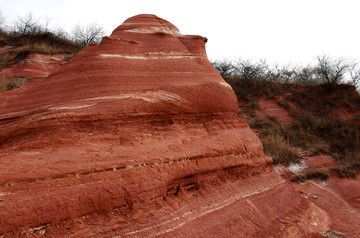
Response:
[223, 75, 360, 225]
[0, 30, 80, 90]
[0, 15, 359, 237]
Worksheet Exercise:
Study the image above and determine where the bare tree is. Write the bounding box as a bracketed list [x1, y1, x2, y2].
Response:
[293, 65, 318, 84]
[53, 26, 70, 39]
[0, 10, 5, 29]
[12, 12, 42, 34]
[350, 63, 360, 91]
[72, 23, 104, 47]
[315, 55, 350, 88]
[42, 15, 52, 33]
[263, 61, 282, 81]
[211, 60, 236, 79]
[234, 58, 267, 81]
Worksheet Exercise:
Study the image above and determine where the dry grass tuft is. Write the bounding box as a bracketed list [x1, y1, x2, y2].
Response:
[0, 75, 30, 92]
[291, 170, 329, 182]
[261, 133, 301, 166]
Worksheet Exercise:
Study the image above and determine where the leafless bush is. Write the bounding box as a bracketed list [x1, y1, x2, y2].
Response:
[350, 63, 360, 91]
[42, 15, 52, 33]
[262, 61, 282, 81]
[72, 23, 104, 47]
[211, 60, 236, 78]
[234, 59, 267, 81]
[277, 65, 296, 83]
[0, 9, 5, 29]
[293, 65, 318, 84]
[11, 12, 42, 35]
[212, 56, 360, 88]
[315, 55, 351, 88]
[53, 26, 71, 40]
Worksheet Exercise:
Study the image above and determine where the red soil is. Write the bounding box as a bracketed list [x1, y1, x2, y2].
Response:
[304, 154, 337, 172]
[0, 46, 11, 54]
[256, 96, 293, 123]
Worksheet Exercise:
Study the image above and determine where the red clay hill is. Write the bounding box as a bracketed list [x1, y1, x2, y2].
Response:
[0, 14, 359, 237]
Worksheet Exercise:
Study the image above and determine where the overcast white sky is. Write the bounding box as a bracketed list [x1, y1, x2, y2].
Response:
[1, 0, 360, 65]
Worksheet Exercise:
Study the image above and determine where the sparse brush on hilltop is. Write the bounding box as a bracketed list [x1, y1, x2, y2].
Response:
[0, 30, 82, 92]
[0, 12, 83, 72]
[0, 10, 106, 92]
[213, 58, 360, 179]
[0, 32, 82, 71]
[212, 57, 360, 93]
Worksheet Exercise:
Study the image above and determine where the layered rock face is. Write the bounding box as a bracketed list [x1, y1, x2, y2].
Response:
[0, 14, 357, 237]
[0, 53, 72, 78]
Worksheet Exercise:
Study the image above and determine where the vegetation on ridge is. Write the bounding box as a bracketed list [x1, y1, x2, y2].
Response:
[213, 59, 360, 180]
[0, 10, 106, 91]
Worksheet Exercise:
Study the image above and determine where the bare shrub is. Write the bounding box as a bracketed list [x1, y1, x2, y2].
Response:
[331, 166, 357, 178]
[234, 59, 267, 81]
[278, 65, 296, 83]
[11, 12, 42, 35]
[291, 170, 329, 182]
[350, 63, 360, 91]
[212, 56, 360, 87]
[53, 26, 71, 40]
[315, 55, 351, 88]
[72, 23, 105, 47]
[211, 60, 236, 79]
[42, 15, 52, 33]
[293, 65, 318, 84]
[0, 9, 5, 29]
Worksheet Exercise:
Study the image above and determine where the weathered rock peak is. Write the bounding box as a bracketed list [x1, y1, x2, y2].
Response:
[0, 14, 233, 119]
[111, 14, 181, 37]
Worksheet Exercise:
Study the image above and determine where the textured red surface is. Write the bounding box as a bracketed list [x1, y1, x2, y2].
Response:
[0, 14, 359, 237]
[256, 96, 293, 124]
[0, 53, 71, 78]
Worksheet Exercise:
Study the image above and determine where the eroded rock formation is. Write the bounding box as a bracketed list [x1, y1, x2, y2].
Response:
[0, 52, 72, 78]
[0, 14, 359, 237]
